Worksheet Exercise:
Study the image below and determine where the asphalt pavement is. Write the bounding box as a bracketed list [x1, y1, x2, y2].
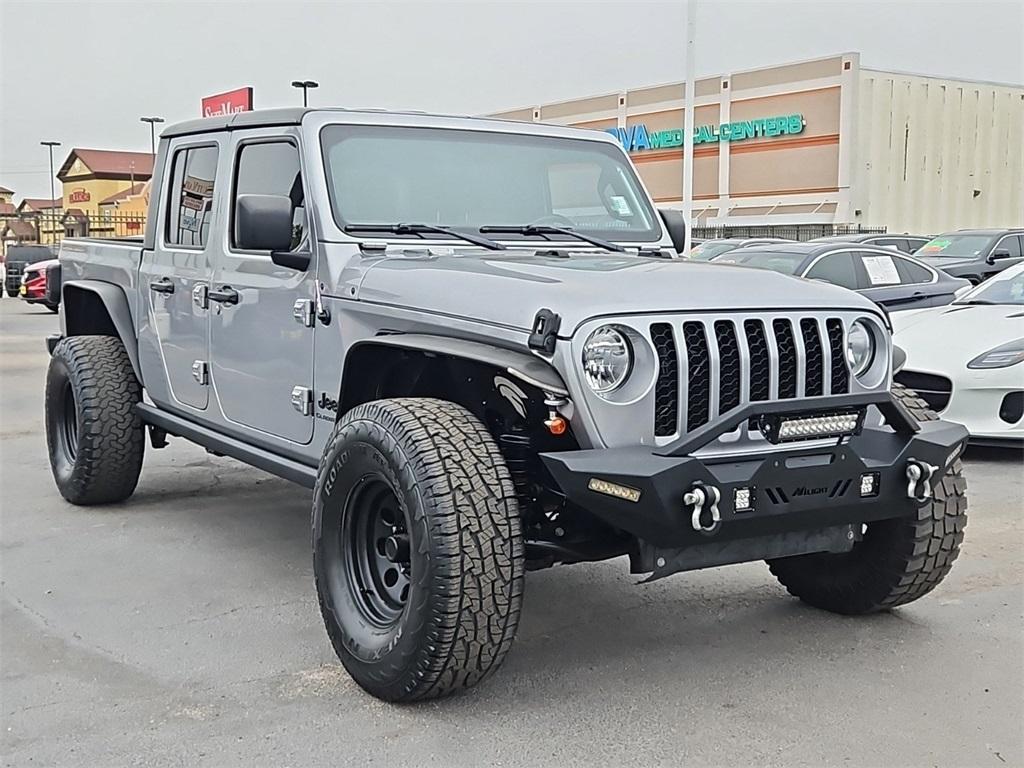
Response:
[2, 298, 1022, 767]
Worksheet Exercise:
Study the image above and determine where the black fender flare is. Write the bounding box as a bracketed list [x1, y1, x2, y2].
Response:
[344, 333, 569, 397]
[61, 280, 142, 381]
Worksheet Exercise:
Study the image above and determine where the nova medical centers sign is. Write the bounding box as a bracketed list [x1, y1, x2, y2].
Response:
[201, 87, 254, 117]
[607, 113, 806, 152]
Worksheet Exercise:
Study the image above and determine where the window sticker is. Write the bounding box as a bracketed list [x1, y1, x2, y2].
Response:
[863, 255, 900, 285]
[609, 195, 633, 216]
[920, 239, 951, 253]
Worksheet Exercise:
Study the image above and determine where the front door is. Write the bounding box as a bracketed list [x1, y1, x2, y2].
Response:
[139, 140, 222, 411]
[208, 132, 316, 444]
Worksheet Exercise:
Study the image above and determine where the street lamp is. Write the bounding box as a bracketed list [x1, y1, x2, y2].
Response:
[140, 116, 165, 156]
[291, 80, 319, 107]
[40, 141, 61, 247]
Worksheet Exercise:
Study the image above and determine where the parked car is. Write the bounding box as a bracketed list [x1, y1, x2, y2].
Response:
[19, 258, 60, 312]
[914, 229, 1024, 284]
[688, 237, 791, 261]
[46, 107, 968, 702]
[809, 233, 932, 254]
[4, 244, 54, 297]
[711, 242, 970, 312]
[893, 263, 1024, 446]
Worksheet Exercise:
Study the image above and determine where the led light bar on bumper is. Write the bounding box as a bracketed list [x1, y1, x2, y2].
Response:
[759, 411, 863, 443]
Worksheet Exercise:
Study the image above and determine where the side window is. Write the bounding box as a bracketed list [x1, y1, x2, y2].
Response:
[233, 141, 305, 250]
[907, 237, 929, 253]
[872, 237, 905, 252]
[894, 256, 934, 284]
[805, 252, 860, 290]
[995, 235, 1022, 258]
[166, 145, 219, 248]
[858, 251, 902, 287]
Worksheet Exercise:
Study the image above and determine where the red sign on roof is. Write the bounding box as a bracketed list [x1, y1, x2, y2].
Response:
[201, 87, 253, 118]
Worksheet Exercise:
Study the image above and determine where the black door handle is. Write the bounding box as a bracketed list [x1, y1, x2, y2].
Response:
[149, 278, 175, 294]
[208, 286, 240, 305]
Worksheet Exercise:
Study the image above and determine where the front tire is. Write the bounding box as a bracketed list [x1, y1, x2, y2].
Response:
[767, 384, 968, 614]
[45, 336, 145, 504]
[313, 398, 525, 701]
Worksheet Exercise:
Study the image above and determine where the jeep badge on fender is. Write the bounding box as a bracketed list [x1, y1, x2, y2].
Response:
[44, 107, 969, 703]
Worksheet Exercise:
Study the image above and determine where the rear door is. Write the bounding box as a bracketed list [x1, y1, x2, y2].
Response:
[139, 138, 223, 411]
[207, 130, 316, 444]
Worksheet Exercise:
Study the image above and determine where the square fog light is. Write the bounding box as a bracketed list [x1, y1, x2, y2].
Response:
[733, 486, 754, 513]
[860, 472, 880, 498]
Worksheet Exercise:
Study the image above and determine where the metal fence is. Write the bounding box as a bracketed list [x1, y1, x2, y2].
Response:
[692, 224, 887, 242]
[5, 212, 147, 248]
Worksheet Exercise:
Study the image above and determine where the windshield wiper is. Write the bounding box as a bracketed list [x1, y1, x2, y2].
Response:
[479, 224, 627, 253]
[953, 299, 996, 305]
[344, 223, 506, 251]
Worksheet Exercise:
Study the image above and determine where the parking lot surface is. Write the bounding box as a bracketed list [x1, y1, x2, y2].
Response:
[2, 298, 1022, 767]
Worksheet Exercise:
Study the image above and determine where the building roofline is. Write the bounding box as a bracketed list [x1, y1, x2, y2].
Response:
[860, 66, 1023, 90]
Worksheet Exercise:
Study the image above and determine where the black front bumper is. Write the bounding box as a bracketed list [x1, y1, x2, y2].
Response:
[540, 404, 967, 552]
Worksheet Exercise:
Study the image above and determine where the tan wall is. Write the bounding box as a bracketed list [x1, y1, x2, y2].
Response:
[731, 87, 840, 138]
[61, 179, 136, 215]
[730, 56, 844, 91]
[855, 69, 1024, 231]
[636, 153, 719, 201]
[729, 140, 840, 196]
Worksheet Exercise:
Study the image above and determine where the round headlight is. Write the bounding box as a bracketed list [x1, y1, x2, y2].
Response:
[845, 320, 876, 377]
[582, 325, 633, 394]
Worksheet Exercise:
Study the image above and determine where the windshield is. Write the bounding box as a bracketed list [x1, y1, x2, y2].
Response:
[690, 242, 742, 261]
[917, 234, 994, 258]
[956, 267, 1024, 305]
[710, 250, 807, 275]
[320, 125, 660, 243]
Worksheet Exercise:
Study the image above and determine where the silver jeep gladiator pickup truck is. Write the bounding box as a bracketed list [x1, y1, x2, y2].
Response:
[45, 108, 968, 702]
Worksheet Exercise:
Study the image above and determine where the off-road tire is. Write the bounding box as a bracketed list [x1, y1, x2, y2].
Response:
[45, 335, 145, 505]
[313, 398, 525, 701]
[5, 287, 18, 298]
[767, 383, 967, 614]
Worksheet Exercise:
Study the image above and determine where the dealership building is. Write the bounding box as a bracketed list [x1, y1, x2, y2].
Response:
[491, 53, 1023, 234]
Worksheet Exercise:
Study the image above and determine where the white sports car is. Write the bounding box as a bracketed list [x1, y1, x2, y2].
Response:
[892, 263, 1024, 445]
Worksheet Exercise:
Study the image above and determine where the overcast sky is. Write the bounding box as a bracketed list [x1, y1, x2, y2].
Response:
[2, 0, 1021, 199]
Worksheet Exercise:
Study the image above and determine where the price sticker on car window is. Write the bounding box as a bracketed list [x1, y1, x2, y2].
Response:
[863, 255, 900, 285]
[609, 195, 633, 217]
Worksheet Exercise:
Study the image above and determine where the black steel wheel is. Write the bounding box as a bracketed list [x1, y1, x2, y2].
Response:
[313, 398, 524, 702]
[342, 475, 412, 626]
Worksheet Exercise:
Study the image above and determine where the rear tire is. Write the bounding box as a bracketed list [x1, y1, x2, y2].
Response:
[313, 398, 524, 701]
[45, 336, 145, 505]
[767, 384, 967, 614]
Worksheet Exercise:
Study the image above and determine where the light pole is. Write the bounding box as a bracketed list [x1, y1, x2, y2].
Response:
[291, 80, 319, 107]
[40, 141, 61, 246]
[681, 0, 696, 254]
[140, 116, 165, 156]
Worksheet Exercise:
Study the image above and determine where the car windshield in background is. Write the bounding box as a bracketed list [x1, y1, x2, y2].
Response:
[711, 250, 807, 275]
[690, 242, 743, 261]
[956, 268, 1024, 305]
[917, 235, 993, 258]
[320, 125, 660, 242]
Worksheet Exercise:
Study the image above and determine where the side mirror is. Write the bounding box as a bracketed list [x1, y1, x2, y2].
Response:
[235, 194, 310, 270]
[658, 208, 688, 254]
[987, 248, 1012, 264]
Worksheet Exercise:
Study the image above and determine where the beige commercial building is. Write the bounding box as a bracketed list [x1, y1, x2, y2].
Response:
[491, 53, 1024, 234]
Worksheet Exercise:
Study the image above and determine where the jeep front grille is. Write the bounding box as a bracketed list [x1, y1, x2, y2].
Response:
[651, 316, 850, 436]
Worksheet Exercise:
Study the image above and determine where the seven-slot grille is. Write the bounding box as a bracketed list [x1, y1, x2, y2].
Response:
[651, 317, 850, 437]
